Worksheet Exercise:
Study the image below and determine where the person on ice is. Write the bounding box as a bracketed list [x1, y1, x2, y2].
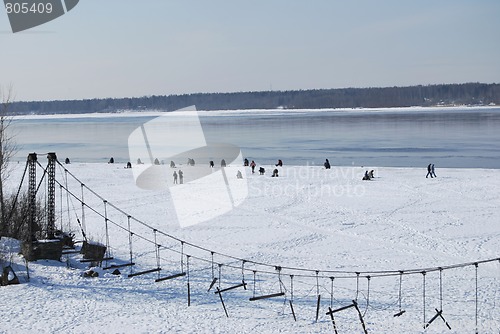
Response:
[275, 159, 283, 167]
[178, 170, 184, 184]
[221, 159, 226, 167]
[362, 170, 371, 180]
[426, 163, 433, 178]
[431, 164, 437, 178]
[244, 158, 249, 166]
[236, 170, 243, 179]
[209, 160, 214, 168]
[259, 167, 265, 175]
[272, 168, 279, 177]
[250, 160, 256, 173]
[324, 159, 331, 169]
[173, 171, 178, 184]
[369, 170, 374, 179]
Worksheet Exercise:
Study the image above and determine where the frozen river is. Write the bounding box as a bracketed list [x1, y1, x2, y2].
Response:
[11, 106, 500, 168]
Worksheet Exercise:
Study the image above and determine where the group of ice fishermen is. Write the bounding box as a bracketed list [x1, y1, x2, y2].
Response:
[105, 156, 437, 183]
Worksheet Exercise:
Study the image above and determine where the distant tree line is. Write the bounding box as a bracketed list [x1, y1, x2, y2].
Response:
[8, 82, 500, 115]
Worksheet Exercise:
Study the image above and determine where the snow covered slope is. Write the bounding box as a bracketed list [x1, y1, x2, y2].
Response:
[1, 163, 499, 333]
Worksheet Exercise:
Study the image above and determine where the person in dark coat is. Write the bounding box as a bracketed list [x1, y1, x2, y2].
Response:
[259, 167, 265, 175]
[250, 160, 256, 173]
[209, 160, 214, 168]
[178, 170, 184, 184]
[221, 159, 226, 167]
[272, 169, 279, 177]
[324, 159, 331, 169]
[108, 157, 114, 164]
[173, 171, 178, 184]
[426, 163, 433, 178]
[431, 164, 437, 178]
[362, 170, 371, 180]
[170, 160, 175, 168]
[244, 158, 249, 166]
[275, 159, 283, 167]
[65, 157, 71, 164]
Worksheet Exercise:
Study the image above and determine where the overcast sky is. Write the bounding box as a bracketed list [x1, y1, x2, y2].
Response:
[1, 0, 499, 102]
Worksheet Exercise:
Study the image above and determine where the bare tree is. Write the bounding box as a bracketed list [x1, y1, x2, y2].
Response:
[0, 84, 18, 238]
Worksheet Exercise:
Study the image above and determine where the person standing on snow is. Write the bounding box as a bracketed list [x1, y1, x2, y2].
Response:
[250, 160, 256, 173]
[431, 164, 437, 178]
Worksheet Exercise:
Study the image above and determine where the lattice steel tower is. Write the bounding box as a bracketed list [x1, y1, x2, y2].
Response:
[46, 152, 57, 239]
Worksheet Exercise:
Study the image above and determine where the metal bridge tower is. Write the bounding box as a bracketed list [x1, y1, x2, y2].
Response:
[27, 153, 37, 242]
[46, 152, 57, 239]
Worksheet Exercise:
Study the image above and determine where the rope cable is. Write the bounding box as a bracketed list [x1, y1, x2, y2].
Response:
[127, 216, 133, 265]
[65, 169, 71, 232]
[253, 270, 257, 298]
[181, 241, 184, 273]
[316, 270, 320, 296]
[80, 183, 86, 235]
[277, 266, 283, 293]
[49, 160, 500, 281]
[422, 271, 427, 326]
[187, 255, 190, 284]
[241, 260, 246, 282]
[211, 252, 215, 279]
[42, 168, 500, 280]
[398, 271, 403, 312]
[5, 160, 29, 225]
[330, 277, 334, 308]
[218, 263, 222, 289]
[59, 184, 63, 231]
[475, 263, 478, 334]
[364, 276, 371, 317]
[103, 200, 111, 259]
[153, 229, 160, 269]
[355, 272, 360, 302]
[439, 267, 443, 311]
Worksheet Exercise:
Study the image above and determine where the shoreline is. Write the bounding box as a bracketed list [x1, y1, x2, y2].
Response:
[9, 161, 500, 172]
[12, 104, 500, 120]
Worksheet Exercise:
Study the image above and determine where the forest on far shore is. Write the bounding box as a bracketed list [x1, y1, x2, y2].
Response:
[8, 82, 500, 115]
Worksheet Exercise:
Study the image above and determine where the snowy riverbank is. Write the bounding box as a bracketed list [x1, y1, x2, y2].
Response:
[1, 163, 499, 333]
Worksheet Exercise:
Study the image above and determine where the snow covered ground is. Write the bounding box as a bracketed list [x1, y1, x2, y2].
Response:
[1, 162, 499, 333]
